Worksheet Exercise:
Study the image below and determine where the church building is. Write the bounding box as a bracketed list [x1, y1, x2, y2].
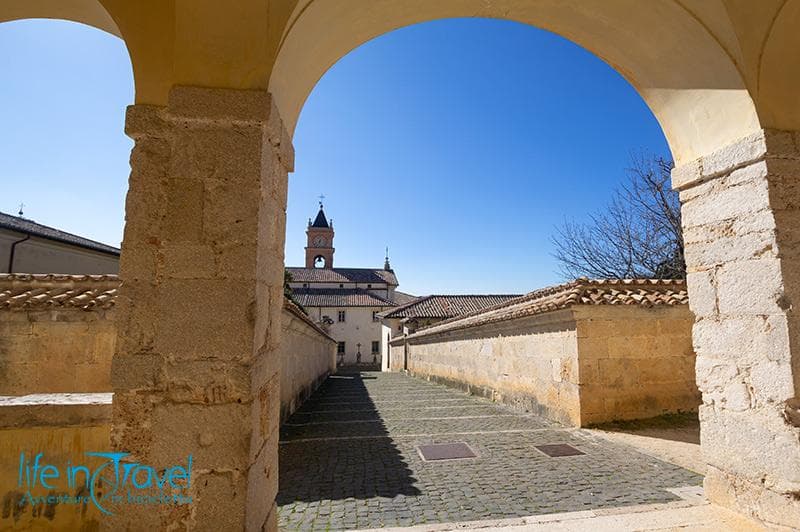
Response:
[287, 203, 413, 367]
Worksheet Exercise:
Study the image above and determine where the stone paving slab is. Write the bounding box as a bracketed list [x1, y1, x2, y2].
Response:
[277, 372, 702, 531]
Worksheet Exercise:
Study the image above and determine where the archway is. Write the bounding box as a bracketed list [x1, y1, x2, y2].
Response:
[0, 1, 798, 530]
[0, 13, 133, 530]
[268, 4, 800, 528]
[276, 16, 694, 530]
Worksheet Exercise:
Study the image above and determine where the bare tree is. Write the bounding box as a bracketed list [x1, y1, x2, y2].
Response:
[551, 154, 684, 280]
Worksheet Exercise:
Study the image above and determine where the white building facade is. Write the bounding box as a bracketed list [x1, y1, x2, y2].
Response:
[287, 204, 413, 367]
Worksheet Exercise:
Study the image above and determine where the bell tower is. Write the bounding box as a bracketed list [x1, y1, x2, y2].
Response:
[305, 200, 335, 268]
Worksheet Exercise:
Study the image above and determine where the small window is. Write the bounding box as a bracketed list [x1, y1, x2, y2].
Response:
[337, 342, 345, 354]
[302, 283, 308, 288]
[338, 310, 346, 322]
[371, 341, 380, 354]
[367, 284, 372, 289]
[372, 311, 379, 322]
[339, 284, 344, 288]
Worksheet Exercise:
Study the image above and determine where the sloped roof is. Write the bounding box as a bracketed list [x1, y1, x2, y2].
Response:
[291, 287, 396, 308]
[0, 274, 119, 310]
[0, 212, 120, 256]
[381, 294, 522, 319]
[0, 275, 338, 341]
[404, 278, 688, 340]
[283, 297, 336, 342]
[311, 208, 329, 228]
[391, 291, 418, 306]
[286, 267, 398, 285]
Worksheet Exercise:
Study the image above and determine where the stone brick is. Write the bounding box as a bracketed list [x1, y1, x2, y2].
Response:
[680, 134, 800, 529]
[716, 258, 785, 315]
[111, 86, 293, 530]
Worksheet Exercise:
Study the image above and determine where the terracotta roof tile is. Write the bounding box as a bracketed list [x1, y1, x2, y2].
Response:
[287, 267, 398, 285]
[0, 274, 119, 310]
[404, 278, 688, 340]
[381, 294, 522, 319]
[391, 291, 418, 306]
[291, 288, 396, 308]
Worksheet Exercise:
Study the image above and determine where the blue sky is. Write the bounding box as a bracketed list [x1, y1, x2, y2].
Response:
[0, 18, 670, 295]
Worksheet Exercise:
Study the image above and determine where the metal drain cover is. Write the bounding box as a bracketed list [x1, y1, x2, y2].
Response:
[535, 443, 585, 457]
[417, 442, 477, 461]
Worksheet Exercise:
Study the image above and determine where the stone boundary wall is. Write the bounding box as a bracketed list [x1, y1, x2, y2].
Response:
[0, 394, 112, 530]
[0, 275, 336, 421]
[0, 275, 118, 394]
[0, 308, 116, 394]
[280, 300, 337, 421]
[393, 310, 582, 425]
[391, 305, 698, 426]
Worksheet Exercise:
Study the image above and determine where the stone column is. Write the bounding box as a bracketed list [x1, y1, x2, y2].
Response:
[674, 129, 800, 529]
[109, 86, 292, 531]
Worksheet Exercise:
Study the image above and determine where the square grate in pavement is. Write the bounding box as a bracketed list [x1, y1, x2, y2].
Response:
[417, 442, 477, 461]
[535, 443, 585, 457]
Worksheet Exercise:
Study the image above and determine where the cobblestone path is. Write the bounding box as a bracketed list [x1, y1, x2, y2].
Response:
[277, 372, 702, 530]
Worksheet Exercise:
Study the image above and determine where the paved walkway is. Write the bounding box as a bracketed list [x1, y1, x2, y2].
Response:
[277, 372, 702, 531]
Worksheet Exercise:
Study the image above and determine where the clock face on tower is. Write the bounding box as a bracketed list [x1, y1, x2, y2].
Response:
[313, 236, 327, 247]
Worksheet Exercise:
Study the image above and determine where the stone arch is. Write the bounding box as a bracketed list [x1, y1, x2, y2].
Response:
[0, 0, 121, 36]
[268, 0, 761, 164]
[0, 0, 144, 98]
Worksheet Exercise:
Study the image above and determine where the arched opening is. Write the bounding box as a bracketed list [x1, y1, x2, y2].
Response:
[1, 2, 798, 530]
[276, 17, 702, 529]
[269, 4, 800, 529]
[269, 1, 761, 165]
[0, 15, 133, 530]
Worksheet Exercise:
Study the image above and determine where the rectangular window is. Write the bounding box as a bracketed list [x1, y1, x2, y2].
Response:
[372, 311, 379, 322]
[337, 342, 345, 354]
[338, 310, 346, 322]
[371, 341, 380, 354]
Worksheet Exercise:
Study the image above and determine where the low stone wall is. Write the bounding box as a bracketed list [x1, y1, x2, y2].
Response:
[0, 275, 336, 420]
[280, 300, 337, 421]
[0, 275, 117, 394]
[391, 304, 698, 426]
[0, 394, 112, 530]
[393, 310, 582, 425]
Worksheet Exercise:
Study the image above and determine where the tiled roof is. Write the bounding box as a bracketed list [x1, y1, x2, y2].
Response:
[286, 267, 398, 286]
[391, 291, 418, 306]
[291, 288, 397, 308]
[381, 294, 522, 319]
[0, 275, 339, 341]
[0, 211, 120, 256]
[404, 278, 688, 340]
[283, 297, 336, 342]
[0, 274, 119, 310]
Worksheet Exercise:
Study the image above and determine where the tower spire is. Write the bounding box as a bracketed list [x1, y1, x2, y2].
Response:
[384, 246, 391, 270]
[306, 198, 334, 268]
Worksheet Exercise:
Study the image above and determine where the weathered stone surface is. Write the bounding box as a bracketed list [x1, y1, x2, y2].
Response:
[674, 129, 800, 528]
[0, 305, 115, 395]
[110, 86, 292, 531]
[391, 305, 697, 427]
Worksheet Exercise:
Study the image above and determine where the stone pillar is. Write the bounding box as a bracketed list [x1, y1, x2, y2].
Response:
[674, 129, 800, 529]
[109, 86, 293, 531]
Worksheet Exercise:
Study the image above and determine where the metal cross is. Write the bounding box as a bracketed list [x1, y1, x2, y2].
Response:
[18, 203, 24, 216]
[318, 194, 325, 206]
